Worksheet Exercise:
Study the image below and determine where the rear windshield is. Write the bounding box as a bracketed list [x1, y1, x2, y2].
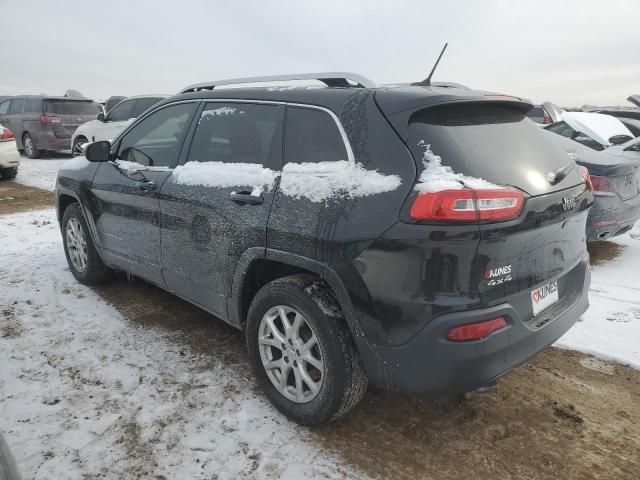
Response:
[408, 103, 576, 193]
[44, 100, 101, 115]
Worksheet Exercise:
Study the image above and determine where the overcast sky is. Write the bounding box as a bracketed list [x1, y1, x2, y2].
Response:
[2, 0, 639, 107]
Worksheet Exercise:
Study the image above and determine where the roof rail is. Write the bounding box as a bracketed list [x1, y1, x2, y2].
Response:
[179, 72, 377, 94]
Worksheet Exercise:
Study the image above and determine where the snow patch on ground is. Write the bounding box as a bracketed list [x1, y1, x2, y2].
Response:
[15, 156, 68, 191]
[0, 208, 364, 480]
[172, 161, 278, 195]
[414, 141, 500, 192]
[556, 234, 640, 369]
[280, 161, 402, 202]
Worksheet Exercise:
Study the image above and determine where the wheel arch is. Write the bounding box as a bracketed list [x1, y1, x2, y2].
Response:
[230, 249, 367, 340]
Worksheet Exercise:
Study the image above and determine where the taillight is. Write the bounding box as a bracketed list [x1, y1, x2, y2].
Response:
[0, 128, 15, 142]
[578, 166, 593, 192]
[410, 188, 524, 223]
[590, 175, 616, 196]
[543, 113, 551, 124]
[447, 317, 507, 342]
[39, 115, 61, 125]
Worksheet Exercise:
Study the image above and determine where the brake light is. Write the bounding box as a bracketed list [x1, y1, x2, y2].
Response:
[410, 188, 524, 223]
[589, 175, 616, 196]
[0, 128, 15, 142]
[578, 166, 593, 192]
[447, 317, 507, 342]
[39, 115, 61, 124]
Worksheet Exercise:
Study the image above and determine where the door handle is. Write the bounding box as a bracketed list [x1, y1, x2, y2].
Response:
[135, 180, 157, 191]
[229, 191, 264, 205]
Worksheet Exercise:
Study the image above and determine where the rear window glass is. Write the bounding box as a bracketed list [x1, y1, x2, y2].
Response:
[45, 100, 100, 115]
[408, 103, 572, 191]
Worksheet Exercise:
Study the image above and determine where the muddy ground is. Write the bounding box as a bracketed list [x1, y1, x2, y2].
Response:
[5, 180, 640, 479]
[0, 179, 54, 214]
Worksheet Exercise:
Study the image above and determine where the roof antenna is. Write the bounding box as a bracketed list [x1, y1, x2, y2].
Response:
[414, 43, 448, 86]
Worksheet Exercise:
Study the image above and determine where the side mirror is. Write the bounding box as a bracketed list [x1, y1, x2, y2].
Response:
[97, 112, 105, 122]
[85, 141, 111, 162]
[609, 135, 632, 146]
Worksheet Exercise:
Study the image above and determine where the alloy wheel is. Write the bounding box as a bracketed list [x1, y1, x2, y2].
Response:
[65, 217, 88, 272]
[258, 305, 324, 403]
[23, 135, 34, 157]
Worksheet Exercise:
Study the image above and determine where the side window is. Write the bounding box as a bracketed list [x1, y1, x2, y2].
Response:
[284, 107, 348, 164]
[547, 121, 574, 138]
[131, 98, 163, 118]
[186, 103, 280, 165]
[117, 102, 196, 168]
[25, 99, 42, 113]
[107, 100, 135, 122]
[0, 101, 10, 115]
[8, 99, 25, 114]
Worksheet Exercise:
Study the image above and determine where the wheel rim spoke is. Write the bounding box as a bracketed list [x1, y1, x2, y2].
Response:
[258, 304, 324, 404]
[66, 217, 88, 273]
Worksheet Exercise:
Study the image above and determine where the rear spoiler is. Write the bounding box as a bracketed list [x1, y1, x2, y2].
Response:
[375, 93, 533, 142]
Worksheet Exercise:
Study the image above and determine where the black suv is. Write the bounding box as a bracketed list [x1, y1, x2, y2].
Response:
[55, 73, 592, 425]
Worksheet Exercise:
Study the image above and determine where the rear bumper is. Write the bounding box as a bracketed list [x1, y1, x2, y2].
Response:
[364, 263, 590, 394]
[588, 194, 640, 241]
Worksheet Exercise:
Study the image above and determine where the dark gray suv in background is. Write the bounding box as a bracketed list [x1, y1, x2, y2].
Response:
[0, 95, 100, 158]
[55, 73, 592, 425]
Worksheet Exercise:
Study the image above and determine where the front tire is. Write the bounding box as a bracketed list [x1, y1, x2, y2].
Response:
[246, 274, 367, 425]
[72, 136, 87, 157]
[62, 203, 111, 285]
[0, 167, 18, 180]
[22, 132, 40, 159]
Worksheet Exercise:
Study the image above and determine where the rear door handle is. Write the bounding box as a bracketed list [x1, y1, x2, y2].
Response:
[229, 191, 264, 205]
[135, 180, 157, 191]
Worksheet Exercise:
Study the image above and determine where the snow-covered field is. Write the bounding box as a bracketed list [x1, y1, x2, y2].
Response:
[2, 157, 640, 479]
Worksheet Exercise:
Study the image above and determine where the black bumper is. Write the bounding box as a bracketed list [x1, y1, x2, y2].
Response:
[363, 265, 590, 394]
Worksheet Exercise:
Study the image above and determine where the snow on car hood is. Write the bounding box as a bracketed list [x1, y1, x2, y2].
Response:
[562, 112, 633, 147]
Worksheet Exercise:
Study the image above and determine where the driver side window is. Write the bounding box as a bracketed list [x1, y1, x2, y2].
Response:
[117, 103, 196, 168]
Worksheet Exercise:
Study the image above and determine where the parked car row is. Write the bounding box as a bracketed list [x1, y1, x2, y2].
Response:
[56, 72, 595, 425]
[543, 110, 640, 240]
[0, 94, 166, 158]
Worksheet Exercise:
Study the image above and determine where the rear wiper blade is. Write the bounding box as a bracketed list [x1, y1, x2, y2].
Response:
[545, 162, 574, 185]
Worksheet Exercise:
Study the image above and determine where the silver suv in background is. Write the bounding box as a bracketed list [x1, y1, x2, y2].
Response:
[0, 96, 101, 158]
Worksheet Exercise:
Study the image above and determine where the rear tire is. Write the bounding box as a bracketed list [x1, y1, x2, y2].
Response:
[246, 274, 367, 425]
[0, 167, 17, 180]
[72, 136, 87, 157]
[62, 203, 111, 285]
[22, 132, 40, 159]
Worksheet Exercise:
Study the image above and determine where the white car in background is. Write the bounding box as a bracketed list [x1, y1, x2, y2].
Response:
[0, 124, 20, 180]
[71, 95, 167, 156]
[545, 111, 635, 153]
